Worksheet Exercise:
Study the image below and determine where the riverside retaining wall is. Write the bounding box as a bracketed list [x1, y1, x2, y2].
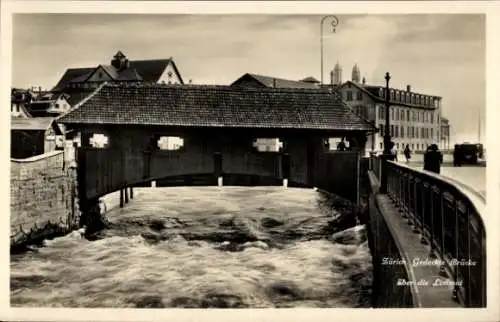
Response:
[10, 150, 81, 248]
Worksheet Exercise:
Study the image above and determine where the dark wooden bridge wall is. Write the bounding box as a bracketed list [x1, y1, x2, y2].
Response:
[78, 126, 361, 203]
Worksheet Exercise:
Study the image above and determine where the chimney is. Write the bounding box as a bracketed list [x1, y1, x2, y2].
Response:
[39, 86, 42, 94]
[273, 78, 277, 88]
[406, 85, 411, 92]
[362, 77, 366, 85]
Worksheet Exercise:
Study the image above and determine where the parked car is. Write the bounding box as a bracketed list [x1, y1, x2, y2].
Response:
[453, 143, 483, 166]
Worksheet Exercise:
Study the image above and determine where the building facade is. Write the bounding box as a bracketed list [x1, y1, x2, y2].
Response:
[29, 92, 72, 117]
[440, 117, 451, 150]
[334, 64, 443, 154]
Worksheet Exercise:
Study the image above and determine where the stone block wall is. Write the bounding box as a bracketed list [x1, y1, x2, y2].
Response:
[10, 150, 80, 247]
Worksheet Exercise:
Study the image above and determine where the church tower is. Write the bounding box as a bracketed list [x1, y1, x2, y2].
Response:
[352, 64, 361, 83]
[331, 62, 343, 85]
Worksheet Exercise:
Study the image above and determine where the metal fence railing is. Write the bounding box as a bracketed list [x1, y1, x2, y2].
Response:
[368, 154, 486, 307]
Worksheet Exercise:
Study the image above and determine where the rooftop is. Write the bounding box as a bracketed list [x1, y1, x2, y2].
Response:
[11, 117, 61, 134]
[58, 83, 375, 132]
[231, 73, 320, 89]
[52, 51, 183, 91]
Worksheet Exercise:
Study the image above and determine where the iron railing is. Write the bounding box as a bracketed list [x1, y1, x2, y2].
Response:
[369, 154, 486, 307]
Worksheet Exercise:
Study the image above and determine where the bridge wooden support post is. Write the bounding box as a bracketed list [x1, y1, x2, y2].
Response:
[124, 186, 129, 204]
[130, 187, 134, 199]
[214, 151, 223, 187]
[120, 189, 124, 208]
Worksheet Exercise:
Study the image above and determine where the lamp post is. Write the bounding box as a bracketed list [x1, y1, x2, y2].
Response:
[383, 72, 392, 155]
[380, 72, 393, 193]
[320, 15, 339, 85]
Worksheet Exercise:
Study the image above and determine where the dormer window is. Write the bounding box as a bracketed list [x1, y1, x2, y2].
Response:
[390, 90, 394, 101]
[379, 88, 383, 97]
[396, 91, 400, 101]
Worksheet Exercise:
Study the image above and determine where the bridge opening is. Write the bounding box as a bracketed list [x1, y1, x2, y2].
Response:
[89, 133, 109, 148]
[252, 138, 284, 152]
[158, 136, 184, 151]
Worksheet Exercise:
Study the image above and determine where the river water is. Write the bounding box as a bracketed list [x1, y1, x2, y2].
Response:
[11, 187, 372, 308]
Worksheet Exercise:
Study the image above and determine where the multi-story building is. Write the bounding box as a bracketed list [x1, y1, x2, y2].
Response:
[440, 117, 451, 150]
[51, 51, 185, 107]
[334, 64, 443, 153]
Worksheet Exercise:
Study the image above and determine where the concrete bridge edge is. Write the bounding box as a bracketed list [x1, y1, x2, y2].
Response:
[366, 171, 422, 307]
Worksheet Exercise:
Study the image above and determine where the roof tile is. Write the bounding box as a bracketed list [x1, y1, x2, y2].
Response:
[58, 84, 376, 132]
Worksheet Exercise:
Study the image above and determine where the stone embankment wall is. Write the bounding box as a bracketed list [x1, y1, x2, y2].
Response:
[10, 150, 80, 248]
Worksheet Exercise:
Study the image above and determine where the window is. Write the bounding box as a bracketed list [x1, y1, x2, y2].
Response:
[347, 91, 353, 101]
[252, 138, 283, 152]
[406, 110, 410, 122]
[379, 88, 384, 97]
[380, 143, 383, 150]
[158, 136, 184, 151]
[379, 106, 385, 120]
[390, 90, 394, 101]
[416, 127, 419, 138]
[400, 126, 404, 138]
[89, 133, 109, 148]
[390, 125, 394, 136]
[411, 126, 415, 138]
[98, 72, 103, 78]
[396, 91, 400, 101]
[395, 126, 399, 138]
[407, 126, 410, 138]
[421, 128, 424, 138]
[356, 91, 362, 100]
[391, 108, 394, 121]
[380, 125, 384, 137]
[430, 113, 434, 124]
[395, 108, 399, 121]
[430, 128, 434, 139]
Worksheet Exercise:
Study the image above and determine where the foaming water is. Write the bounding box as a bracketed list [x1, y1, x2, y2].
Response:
[11, 187, 372, 308]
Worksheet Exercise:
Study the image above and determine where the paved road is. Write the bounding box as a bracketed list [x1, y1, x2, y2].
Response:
[439, 166, 486, 197]
[406, 162, 485, 197]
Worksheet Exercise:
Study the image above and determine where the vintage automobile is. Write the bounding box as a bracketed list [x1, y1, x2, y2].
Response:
[453, 143, 483, 166]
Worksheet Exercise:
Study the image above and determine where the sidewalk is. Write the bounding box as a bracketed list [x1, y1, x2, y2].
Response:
[376, 195, 463, 308]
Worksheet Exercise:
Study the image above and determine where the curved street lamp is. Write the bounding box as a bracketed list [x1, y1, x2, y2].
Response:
[320, 15, 339, 85]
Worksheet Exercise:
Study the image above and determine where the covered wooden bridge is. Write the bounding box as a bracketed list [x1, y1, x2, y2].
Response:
[58, 83, 376, 213]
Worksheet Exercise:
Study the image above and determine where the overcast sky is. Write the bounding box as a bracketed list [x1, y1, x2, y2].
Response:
[12, 14, 485, 145]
